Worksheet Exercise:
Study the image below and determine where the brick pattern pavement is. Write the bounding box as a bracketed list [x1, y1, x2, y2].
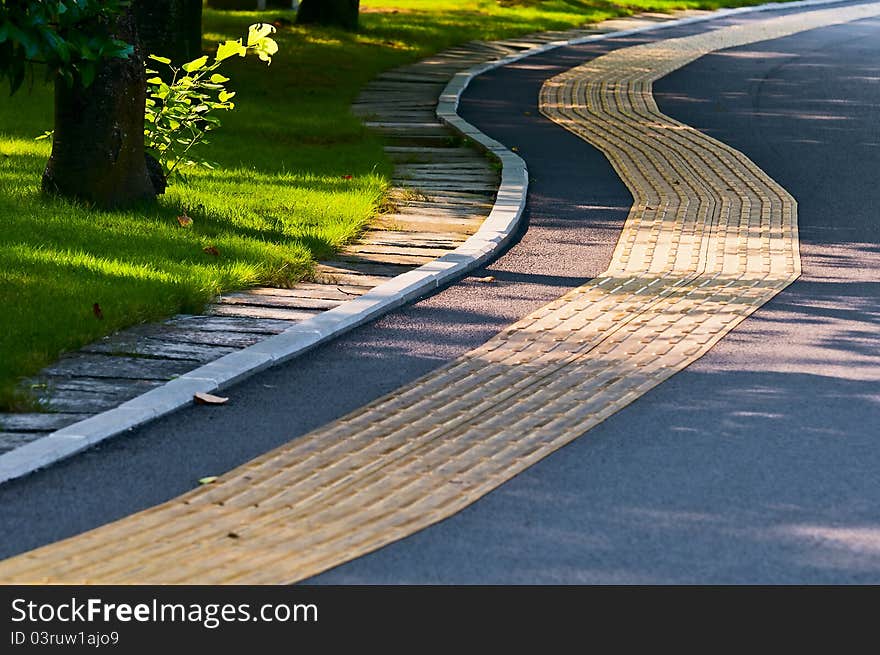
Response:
[2, 2, 878, 583]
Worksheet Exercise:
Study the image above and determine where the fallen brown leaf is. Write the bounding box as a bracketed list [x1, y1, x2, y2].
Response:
[177, 212, 193, 227]
[473, 275, 496, 284]
[92, 303, 104, 319]
[194, 392, 228, 405]
[203, 245, 220, 257]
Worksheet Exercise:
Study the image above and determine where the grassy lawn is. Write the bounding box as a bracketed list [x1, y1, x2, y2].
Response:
[0, 0, 787, 410]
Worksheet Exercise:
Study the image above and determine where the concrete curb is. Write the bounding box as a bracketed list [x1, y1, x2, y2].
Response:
[0, 0, 851, 485]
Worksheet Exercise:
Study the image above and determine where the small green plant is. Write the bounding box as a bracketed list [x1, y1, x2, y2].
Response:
[144, 23, 279, 180]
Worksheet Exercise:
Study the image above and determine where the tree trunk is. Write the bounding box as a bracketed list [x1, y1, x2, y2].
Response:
[133, 0, 203, 65]
[42, 7, 155, 209]
[296, 0, 359, 31]
[207, 1, 294, 9]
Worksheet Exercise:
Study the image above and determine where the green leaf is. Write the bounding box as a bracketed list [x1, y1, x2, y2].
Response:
[218, 90, 235, 102]
[216, 39, 246, 61]
[58, 68, 73, 89]
[78, 61, 96, 87]
[209, 73, 230, 84]
[182, 55, 209, 72]
[149, 54, 172, 64]
[41, 29, 70, 63]
[146, 76, 163, 85]
[20, 32, 42, 60]
[113, 42, 135, 61]
[9, 58, 25, 94]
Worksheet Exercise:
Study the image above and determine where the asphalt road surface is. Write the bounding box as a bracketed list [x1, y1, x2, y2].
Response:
[1, 2, 878, 583]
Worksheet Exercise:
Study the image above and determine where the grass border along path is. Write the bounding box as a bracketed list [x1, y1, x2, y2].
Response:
[0, 0, 790, 410]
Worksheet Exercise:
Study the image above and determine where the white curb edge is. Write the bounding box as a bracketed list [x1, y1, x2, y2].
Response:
[0, 0, 852, 485]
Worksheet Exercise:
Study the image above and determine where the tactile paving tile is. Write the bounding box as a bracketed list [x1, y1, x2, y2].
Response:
[2, 2, 878, 584]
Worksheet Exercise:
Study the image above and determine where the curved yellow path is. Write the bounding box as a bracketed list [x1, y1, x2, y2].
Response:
[2, 3, 878, 584]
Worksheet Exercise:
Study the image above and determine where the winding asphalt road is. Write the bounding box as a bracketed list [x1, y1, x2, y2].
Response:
[1, 2, 878, 583]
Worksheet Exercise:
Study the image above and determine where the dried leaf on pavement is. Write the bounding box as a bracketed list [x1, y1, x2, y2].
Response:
[194, 392, 229, 405]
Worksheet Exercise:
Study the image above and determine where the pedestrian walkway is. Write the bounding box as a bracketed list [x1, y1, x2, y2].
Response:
[1, 2, 877, 584]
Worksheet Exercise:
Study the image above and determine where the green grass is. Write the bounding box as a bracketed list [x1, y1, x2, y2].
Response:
[0, 0, 790, 410]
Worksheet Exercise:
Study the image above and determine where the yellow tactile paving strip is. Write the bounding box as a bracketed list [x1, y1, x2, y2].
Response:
[4, 3, 880, 584]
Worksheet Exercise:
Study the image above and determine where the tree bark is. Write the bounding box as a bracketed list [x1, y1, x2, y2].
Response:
[133, 0, 203, 65]
[42, 7, 155, 209]
[296, 0, 359, 31]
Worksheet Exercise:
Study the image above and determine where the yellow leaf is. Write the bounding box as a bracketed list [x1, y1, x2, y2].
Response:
[182, 55, 209, 72]
[216, 39, 246, 61]
[247, 23, 276, 47]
